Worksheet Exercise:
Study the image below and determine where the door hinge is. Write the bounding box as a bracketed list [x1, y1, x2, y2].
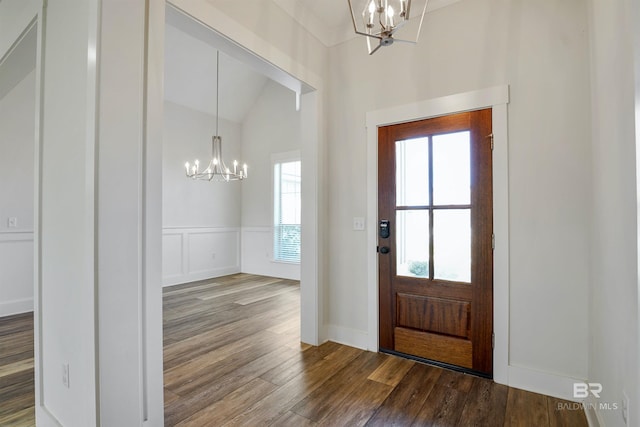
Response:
[492, 332, 495, 349]
[491, 233, 495, 250]
[488, 133, 494, 150]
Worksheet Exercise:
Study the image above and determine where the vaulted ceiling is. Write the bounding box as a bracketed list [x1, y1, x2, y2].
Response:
[164, 0, 462, 121]
[164, 23, 269, 123]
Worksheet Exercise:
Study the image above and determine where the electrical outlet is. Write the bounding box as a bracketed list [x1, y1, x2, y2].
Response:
[62, 363, 70, 388]
[622, 390, 629, 425]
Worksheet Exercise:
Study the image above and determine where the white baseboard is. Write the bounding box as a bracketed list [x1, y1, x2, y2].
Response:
[162, 266, 241, 287]
[36, 405, 64, 427]
[0, 231, 34, 318]
[583, 395, 602, 427]
[507, 365, 585, 402]
[326, 324, 368, 350]
[0, 297, 33, 317]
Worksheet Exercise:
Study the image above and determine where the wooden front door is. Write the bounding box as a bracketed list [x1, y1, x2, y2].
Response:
[378, 109, 493, 376]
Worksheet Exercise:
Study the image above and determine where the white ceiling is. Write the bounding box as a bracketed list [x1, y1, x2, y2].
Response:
[164, 0, 463, 119]
[272, 0, 462, 46]
[164, 23, 269, 123]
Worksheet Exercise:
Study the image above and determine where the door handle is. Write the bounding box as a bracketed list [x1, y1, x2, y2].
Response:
[379, 246, 390, 254]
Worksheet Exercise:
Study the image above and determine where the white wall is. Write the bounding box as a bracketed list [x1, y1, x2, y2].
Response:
[241, 80, 301, 280]
[0, 69, 35, 316]
[328, 0, 591, 397]
[0, 0, 40, 63]
[162, 100, 243, 285]
[588, 0, 640, 425]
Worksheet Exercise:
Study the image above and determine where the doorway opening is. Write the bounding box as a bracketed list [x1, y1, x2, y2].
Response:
[163, 4, 321, 345]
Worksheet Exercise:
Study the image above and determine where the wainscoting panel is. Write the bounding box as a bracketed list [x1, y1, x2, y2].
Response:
[241, 227, 300, 281]
[0, 231, 34, 316]
[162, 227, 240, 286]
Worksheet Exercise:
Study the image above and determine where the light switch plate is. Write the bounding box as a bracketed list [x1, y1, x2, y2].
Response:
[353, 217, 365, 231]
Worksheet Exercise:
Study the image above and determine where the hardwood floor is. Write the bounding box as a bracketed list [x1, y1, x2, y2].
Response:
[0, 273, 587, 426]
[0, 312, 34, 426]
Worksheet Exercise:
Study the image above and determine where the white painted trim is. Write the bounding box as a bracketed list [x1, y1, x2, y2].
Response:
[491, 102, 510, 385]
[365, 86, 510, 380]
[271, 150, 301, 163]
[166, 0, 321, 92]
[0, 231, 34, 242]
[583, 395, 602, 427]
[326, 324, 368, 350]
[300, 91, 322, 345]
[163, 226, 240, 232]
[162, 226, 241, 286]
[163, 267, 240, 287]
[0, 298, 33, 317]
[242, 226, 270, 233]
[507, 365, 585, 402]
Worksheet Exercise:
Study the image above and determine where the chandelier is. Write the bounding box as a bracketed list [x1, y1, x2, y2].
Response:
[185, 51, 247, 181]
[347, 0, 429, 55]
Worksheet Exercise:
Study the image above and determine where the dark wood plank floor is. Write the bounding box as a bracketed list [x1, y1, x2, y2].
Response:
[0, 311, 35, 426]
[0, 273, 588, 426]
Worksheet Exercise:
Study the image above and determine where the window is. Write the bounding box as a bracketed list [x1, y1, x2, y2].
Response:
[273, 153, 301, 263]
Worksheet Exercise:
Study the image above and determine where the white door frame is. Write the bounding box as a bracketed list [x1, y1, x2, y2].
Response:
[365, 85, 510, 384]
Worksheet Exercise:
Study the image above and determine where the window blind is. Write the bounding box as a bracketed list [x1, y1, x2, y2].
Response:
[274, 160, 301, 263]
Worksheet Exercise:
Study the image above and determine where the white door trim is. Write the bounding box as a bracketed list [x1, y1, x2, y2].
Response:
[365, 85, 510, 383]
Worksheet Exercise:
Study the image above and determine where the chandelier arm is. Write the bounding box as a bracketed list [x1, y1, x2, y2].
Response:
[378, 9, 386, 31]
[347, 0, 360, 34]
[415, 0, 430, 43]
[392, 38, 417, 44]
[354, 30, 384, 40]
[369, 42, 384, 55]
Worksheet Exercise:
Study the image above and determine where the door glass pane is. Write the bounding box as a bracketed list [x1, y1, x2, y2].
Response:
[432, 131, 470, 205]
[396, 210, 430, 278]
[433, 209, 471, 282]
[396, 137, 429, 206]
